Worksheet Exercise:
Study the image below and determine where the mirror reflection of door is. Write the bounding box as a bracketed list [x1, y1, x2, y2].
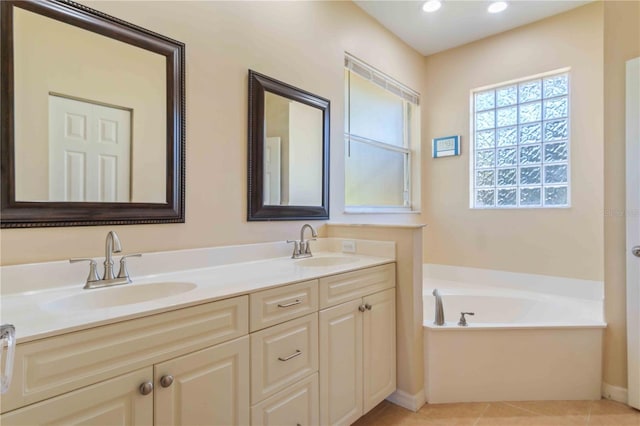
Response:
[264, 92, 323, 207]
[264, 137, 282, 205]
[48, 95, 131, 202]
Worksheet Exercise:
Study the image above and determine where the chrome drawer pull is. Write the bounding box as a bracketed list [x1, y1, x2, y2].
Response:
[278, 349, 302, 362]
[277, 299, 302, 308]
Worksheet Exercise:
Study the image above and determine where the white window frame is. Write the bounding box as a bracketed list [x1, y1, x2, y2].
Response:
[344, 54, 420, 213]
[469, 68, 572, 209]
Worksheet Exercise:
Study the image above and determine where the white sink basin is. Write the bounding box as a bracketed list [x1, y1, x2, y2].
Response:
[295, 256, 358, 267]
[43, 282, 197, 312]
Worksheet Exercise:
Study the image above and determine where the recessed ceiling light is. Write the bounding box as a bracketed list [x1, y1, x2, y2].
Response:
[422, 0, 442, 13]
[488, 1, 508, 13]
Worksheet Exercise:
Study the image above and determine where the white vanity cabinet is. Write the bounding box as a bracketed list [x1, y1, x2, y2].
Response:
[0, 296, 250, 426]
[319, 265, 396, 426]
[1, 261, 396, 426]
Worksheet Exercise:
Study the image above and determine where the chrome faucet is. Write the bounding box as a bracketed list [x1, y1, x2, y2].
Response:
[70, 231, 141, 289]
[103, 231, 122, 281]
[287, 224, 318, 259]
[433, 289, 445, 326]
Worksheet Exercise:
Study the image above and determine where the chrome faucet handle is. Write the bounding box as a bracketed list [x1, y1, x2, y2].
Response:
[303, 237, 317, 254]
[458, 312, 475, 327]
[69, 258, 100, 285]
[286, 240, 301, 258]
[117, 253, 142, 281]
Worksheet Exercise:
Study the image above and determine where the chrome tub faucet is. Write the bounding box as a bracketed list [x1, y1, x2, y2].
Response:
[70, 231, 141, 289]
[287, 224, 318, 259]
[433, 288, 445, 326]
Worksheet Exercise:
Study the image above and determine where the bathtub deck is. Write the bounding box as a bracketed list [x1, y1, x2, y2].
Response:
[354, 399, 640, 425]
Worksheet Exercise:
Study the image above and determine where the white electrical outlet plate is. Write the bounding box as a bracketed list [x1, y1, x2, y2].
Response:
[342, 240, 357, 253]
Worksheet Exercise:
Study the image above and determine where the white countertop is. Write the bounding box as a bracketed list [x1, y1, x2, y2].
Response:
[1, 245, 394, 344]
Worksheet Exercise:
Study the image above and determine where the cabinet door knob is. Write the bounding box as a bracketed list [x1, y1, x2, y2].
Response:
[365, 303, 372, 311]
[160, 375, 174, 388]
[358, 305, 366, 312]
[633, 245, 640, 257]
[139, 381, 153, 395]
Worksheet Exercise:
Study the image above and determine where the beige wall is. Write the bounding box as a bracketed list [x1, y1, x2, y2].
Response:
[422, 3, 605, 281]
[13, 7, 166, 203]
[1, 1, 426, 266]
[603, 0, 640, 390]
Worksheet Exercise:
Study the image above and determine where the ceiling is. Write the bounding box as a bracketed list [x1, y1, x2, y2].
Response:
[354, 0, 593, 56]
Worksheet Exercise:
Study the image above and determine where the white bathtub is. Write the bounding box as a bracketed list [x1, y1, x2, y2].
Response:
[423, 265, 606, 403]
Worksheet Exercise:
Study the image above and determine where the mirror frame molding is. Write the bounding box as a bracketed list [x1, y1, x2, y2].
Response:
[247, 70, 330, 221]
[0, 0, 185, 228]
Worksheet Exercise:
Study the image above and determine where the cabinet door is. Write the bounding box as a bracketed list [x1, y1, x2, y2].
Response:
[363, 288, 396, 414]
[154, 336, 250, 426]
[0, 367, 153, 426]
[319, 299, 363, 426]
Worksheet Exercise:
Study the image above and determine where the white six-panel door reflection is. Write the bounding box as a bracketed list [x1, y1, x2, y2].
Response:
[48, 95, 131, 202]
[264, 136, 281, 205]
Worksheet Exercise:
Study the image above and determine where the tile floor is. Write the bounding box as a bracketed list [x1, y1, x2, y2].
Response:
[353, 399, 640, 425]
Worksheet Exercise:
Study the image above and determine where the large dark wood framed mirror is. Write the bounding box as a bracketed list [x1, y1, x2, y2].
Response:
[247, 70, 329, 221]
[0, 0, 185, 228]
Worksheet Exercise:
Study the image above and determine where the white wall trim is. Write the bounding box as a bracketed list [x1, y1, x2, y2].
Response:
[602, 382, 628, 404]
[386, 388, 426, 412]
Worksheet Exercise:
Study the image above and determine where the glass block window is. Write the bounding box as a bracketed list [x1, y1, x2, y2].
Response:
[471, 72, 570, 208]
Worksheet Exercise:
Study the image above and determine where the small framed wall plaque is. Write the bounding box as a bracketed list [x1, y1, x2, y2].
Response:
[432, 135, 460, 158]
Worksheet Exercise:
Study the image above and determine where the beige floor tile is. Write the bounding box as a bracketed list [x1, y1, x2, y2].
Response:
[587, 400, 640, 425]
[353, 399, 640, 426]
[505, 401, 592, 416]
[481, 402, 540, 418]
[590, 400, 640, 415]
[587, 414, 640, 426]
[476, 403, 587, 426]
[477, 417, 587, 426]
[418, 402, 489, 425]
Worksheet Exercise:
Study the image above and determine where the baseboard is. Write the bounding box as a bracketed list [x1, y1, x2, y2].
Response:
[386, 388, 426, 412]
[602, 382, 628, 404]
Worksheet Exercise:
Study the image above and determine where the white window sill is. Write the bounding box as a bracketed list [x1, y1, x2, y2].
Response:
[344, 207, 421, 214]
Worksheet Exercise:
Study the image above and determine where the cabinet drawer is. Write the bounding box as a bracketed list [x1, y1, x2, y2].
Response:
[250, 280, 318, 332]
[0, 367, 153, 425]
[1, 296, 248, 413]
[251, 373, 319, 426]
[319, 264, 395, 308]
[251, 313, 318, 403]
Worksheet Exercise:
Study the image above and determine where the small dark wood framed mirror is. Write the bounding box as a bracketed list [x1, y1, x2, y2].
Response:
[247, 70, 330, 221]
[0, 0, 185, 228]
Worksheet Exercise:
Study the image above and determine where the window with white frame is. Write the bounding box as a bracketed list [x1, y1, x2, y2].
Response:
[344, 55, 420, 212]
[471, 71, 570, 208]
